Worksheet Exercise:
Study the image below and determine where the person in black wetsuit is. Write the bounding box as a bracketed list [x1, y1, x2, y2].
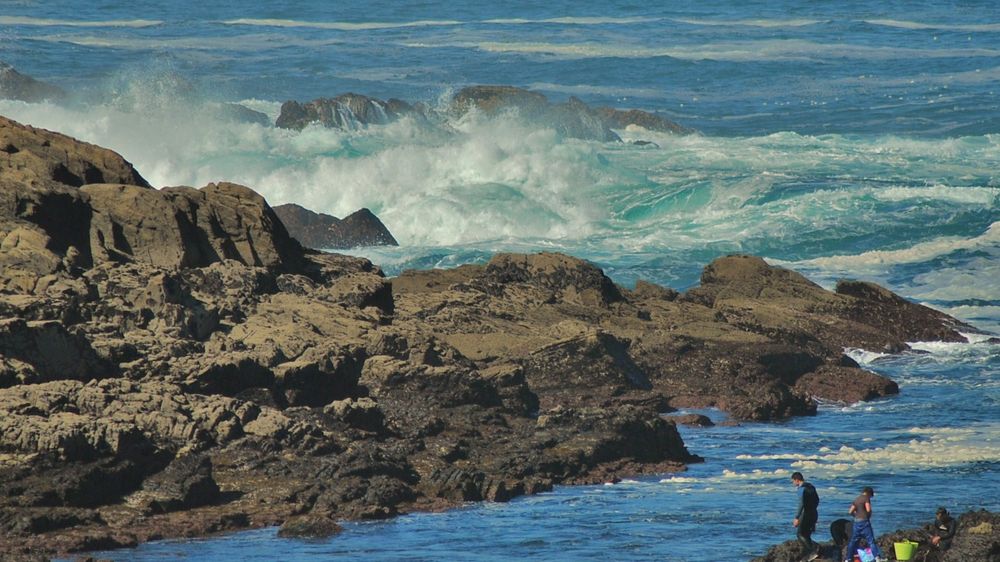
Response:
[931, 507, 956, 551]
[791, 472, 820, 561]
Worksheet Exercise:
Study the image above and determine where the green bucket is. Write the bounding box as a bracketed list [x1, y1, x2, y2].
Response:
[893, 540, 918, 561]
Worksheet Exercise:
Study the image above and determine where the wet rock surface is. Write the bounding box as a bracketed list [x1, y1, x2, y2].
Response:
[751, 509, 999, 562]
[0, 115, 981, 557]
[274, 85, 691, 142]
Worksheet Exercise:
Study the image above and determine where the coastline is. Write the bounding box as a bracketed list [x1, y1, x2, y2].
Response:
[0, 113, 992, 560]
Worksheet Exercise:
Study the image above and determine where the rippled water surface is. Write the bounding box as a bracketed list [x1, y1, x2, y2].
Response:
[7, 0, 998, 559]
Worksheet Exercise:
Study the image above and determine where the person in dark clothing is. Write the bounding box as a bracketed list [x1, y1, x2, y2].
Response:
[845, 486, 885, 562]
[791, 472, 820, 561]
[931, 507, 956, 551]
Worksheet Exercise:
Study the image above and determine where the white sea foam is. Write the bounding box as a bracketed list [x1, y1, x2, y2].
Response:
[33, 33, 343, 51]
[0, 16, 161, 27]
[789, 425, 1000, 473]
[844, 348, 890, 366]
[672, 18, 826, 28]
[464, 39, 1000, 62]
[222, 18, 461, 30]
[778, 222, 1000, 271]
[483, 17, 659, 25]
[864, 19, 1000, 32]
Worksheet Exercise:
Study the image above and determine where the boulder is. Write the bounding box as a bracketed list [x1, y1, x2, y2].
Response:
[0, 115, 148, 188]
[794, 365, 899, 404]
[275, 94, 418, 130]
[272, 203, 398, 249]
[451, 86, 620, 142]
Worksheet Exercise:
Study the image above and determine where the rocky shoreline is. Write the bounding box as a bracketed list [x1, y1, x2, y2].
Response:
[0, 114, 986, 559]
[752, 509, 999, 562]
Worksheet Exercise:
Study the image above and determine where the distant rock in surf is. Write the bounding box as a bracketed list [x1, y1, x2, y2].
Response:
[217, 103, 270, 126]
[274, 85, 692, 141]
[273, 203, 399, 249]
[275, 93, 423, 130]
[451, 85, 694, 139]
[0, 62, 66, 103]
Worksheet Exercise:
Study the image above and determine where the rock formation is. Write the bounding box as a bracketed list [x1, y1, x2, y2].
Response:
[273, 203, 398, 250]
[275, 93, 423, 130]
[274, 85, 691, 141]
[0, 115, 980, 558]
[451, 85, 692, 140]
[751, 509, 999, 562]
[0, 62, 66, 104]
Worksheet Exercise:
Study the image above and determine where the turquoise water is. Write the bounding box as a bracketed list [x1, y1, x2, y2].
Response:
[4, 1, 998, 560]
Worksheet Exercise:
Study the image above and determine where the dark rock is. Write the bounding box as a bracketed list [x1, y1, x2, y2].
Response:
[451, 86, 621, 142]
[752, 509, 999, 562]
[794, 365, 899, 404]
[479, 252, 624, 307]
[835, 280, 972, 344]
[522, 331, 650, 409]
[594, 106, 693, 134]
[0, 118, 983, 559]
[137, 454, 221, 514]
[277, 512, 343, 538]
[666, 414, 714, 427]
[0, 318, 114, 387]
[272, 203, 398, 249]
[0, 62, 67, 103]
[275, 94, 418, 130]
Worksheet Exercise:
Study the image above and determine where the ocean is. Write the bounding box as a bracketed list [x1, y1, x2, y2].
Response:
[2, 1, 997, 560]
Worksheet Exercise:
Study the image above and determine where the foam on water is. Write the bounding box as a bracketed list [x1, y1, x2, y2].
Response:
[222, 18, 462, 31]
[464, 39, 1000, 62]
[864, 19, 1000, 32]
[0, 16, 162, 27]
[671, 18, 827, 28]
[6, 2, 1000, 554]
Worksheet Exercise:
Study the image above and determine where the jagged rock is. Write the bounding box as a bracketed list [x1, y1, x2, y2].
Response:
[0, 318, 112, 387]
[133, 454, 221, 514]
[0, 62, 66, 103]
[217, 103, 270, 126]
[0, 115, 148, 188]
[273, 203, 398, 250]
[451, 86, 620, 141]
[522, 331, 650, 409]
[593, 106, 692, 134]
[83, 182, 304, 270]
[794, 365, 899, 404]
[478, 252, 624, 307]
[275, 94, 418, 130]
[0, 118, 985, 559]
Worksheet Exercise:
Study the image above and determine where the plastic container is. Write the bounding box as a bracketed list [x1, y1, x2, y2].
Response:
[893, 540, 919, 561]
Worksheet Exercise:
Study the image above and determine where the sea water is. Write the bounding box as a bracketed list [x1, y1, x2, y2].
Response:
[3, 1, 997, 560]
